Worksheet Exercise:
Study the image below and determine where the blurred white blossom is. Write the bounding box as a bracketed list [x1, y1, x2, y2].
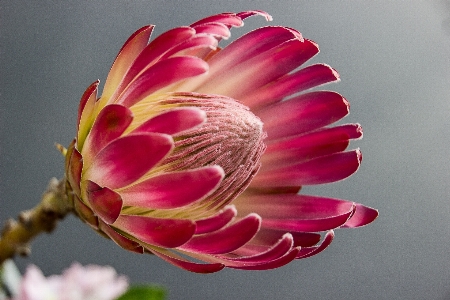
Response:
[14, 263, 128, 300]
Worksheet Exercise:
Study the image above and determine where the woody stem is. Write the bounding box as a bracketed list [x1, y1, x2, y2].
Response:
[0, 178, 73, 265]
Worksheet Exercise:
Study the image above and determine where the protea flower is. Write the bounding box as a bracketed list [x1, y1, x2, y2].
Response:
[64, 10, 377, 273]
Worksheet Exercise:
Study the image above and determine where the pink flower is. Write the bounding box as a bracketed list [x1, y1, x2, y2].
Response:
[15, 263, 128, 300]
[65, 11, 378, 273]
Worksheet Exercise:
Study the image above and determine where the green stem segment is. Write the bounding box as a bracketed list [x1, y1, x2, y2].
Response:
[0, 178, 72, 264]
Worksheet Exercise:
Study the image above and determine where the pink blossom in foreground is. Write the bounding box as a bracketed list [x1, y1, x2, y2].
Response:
[15, 263, 128, 300]
[64, 10, 378, 273]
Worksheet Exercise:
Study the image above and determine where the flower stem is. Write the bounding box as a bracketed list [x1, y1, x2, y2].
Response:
[0, 178, 72, 264]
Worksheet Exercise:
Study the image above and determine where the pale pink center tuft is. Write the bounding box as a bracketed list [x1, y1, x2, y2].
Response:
[157, 93, 266, 217]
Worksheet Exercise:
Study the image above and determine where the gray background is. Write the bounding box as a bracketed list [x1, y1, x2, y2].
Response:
[1, 1, 450, 299]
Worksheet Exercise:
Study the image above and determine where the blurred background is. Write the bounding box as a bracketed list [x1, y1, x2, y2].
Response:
[1, 1, 450, 299]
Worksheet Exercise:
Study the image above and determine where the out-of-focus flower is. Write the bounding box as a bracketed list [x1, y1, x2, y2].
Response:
[64, 10, 378, 273]
[14, 263, 128, 300]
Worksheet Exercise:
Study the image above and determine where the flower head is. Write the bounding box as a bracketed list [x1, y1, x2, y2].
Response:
[65, 11, 378, 273]
[15, 263, 128, 300]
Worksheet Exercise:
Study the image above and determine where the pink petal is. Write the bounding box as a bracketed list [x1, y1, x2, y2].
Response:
[296, 230, 334, 259]
[193, 37, 319, 98]
[176, 26, 302, 92]
[86, 180, 123, 225]
[236, 195, 355, 232]
[261, 212, 353, 232]
[115, 56, 209, 107]
[241, 64, 340, 109]
[101, 25, 154, 104]
[73, 197, 99, 230]
[82, 104, 133, 163]
[252, 149, 362, 187]
[341, 203, 379, 228]
[231, 247, 300, 270]
[159, 35, 218, 59]
[115, 27, 197, 96]
[84, 133, 173, 189]
[113, 215, 196, 248]
[256, 91, 350, 141]
[98, 220, 144, 254]
[67, 147, 82, 196]
[190, 13, 244, 28]
[208, 26, 303, 67]
[249, 228, 322, 248]
[77, 80, 99, 131]
[262, 124, 363, 169]
[131, 107, 206, 135]
[236, 194, 355, 220]
[222, 233, 294, 263]
[236, 10, 273, 21]
[195, 205, 237, 234]
[265, 141, 348, 171]
[119, 166, 224, 209]
[192, 23, 231, 39]
[77, 81, 99, 149]
[178, 214, 261, 254]
[190, 236, 295, 269]
[64, 139, 75, 170]
[148, 248, 224, 273]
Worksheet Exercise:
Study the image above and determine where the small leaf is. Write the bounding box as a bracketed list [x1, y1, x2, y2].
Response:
[117, 285, 167, 300]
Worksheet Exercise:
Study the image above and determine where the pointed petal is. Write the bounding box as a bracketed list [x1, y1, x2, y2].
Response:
[115, 27, 197, 97]
[148, 248, 224, 273]
[231, 247, 300, 270]
[86, 180, 123, 225]
[190, 13, 244, 28]
[178, 214, 261, 254]
[64, 139, 75, 170]
[191, 235, 294, 269]
[263, 124, 362, 169]
[192, 23, 231, 39]
[242, 64, 340, 109]
[237, 194, 355, 232]
[257, 91, 350, 141]
[252, 149, 362, 187]
[73, 196, 99, 230]
[84, 133, 173, 189]
[296, 230, 334, 258]
[236, 194, 355, 219]
[131, 107, 206, 135]
[119, 166, 224, 209]
[223, 233, 294, 264]
[101, 25, 154, 104]
[67, 147, 82, 196]
[160, 35, 218, 59]
[248, 228, 322, 248]
[194, 39, 318, 98]
[195, 205, 237, 234]
[77, 81, 99, 149]
[175, 26, 302, 92]
[116, 56, 209, 107]
[98, 220, 144, 254]
[113, 215, 195, 248]
[261, 212, 353, 232]
[82, 104, 133, 163]
[264, 124, 363, 158]
[77, 80, 99, 131]
[341, 203, 379, 228]
[236, 10, 273, 21]
[207, 25, 301, 69]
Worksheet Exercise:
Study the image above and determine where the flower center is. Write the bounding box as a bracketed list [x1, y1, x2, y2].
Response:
[145, 92, 266, 219]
